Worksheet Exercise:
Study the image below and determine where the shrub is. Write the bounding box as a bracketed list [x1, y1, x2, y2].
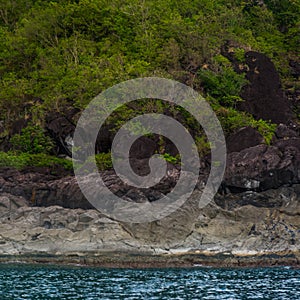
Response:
[0, 152, 73, 170]
[234, 48, 246, 63]
[198, 65, 248, 106]
[250, 119, 277, 145]
[215, 106, 276, 144]
[162, 153, 180, 164]
[95, 152, 113, 171]
[10, 125, 54, 154]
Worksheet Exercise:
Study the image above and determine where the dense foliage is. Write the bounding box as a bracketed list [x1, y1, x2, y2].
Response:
[0, 0, 299, 169]
[0, 151, 73, 171]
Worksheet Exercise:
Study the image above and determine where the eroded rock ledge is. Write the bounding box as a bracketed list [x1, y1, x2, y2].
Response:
[0, 182, 299, 267]
[0, 123, 299, 266]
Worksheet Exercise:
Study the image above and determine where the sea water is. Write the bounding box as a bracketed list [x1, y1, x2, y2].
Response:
[0, 264, 299, 299]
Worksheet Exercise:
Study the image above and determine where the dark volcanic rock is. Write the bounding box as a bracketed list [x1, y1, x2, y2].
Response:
[238, 51, 293, 124]
[1, 135, 299, 208]
[274, 137, 300, 151]
[226, 126, 264, 153]
[215, 184, 300, 210]
[129, 136, 157, 159]
[95, 124, 115, 153]
[286, 87, 300, 121]
[0, 167, 92, 209]
[0, 165, 181, 210]
[46, 109, 78, 157]
[275, 124, 298, 139]
[225, 140, 300, 192]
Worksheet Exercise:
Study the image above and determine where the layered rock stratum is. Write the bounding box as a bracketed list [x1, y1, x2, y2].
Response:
[0, 134, 299, 267]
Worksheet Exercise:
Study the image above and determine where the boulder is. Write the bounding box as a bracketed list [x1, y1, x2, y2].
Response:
[275, 123, 298, 139]
[226, 126, 264, 153]
[225, 140, 300, 192]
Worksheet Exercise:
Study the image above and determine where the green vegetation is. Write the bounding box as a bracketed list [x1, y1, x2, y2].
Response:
[10, 125, 54, 154]
[0, 152, 73, 170]
[198, 55, 248, 108]
[162, 153, 180, 165]
[94, 152, 113, 170]
[0, 0, 298, 169]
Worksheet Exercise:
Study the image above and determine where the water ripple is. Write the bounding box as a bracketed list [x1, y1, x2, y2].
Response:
[0, 264, 299, 299]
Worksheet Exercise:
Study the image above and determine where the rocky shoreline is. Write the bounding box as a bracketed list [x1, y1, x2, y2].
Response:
[1, 250, 299, 269]
[1, 135, 300, 267]
[0, 49, 299, 267]
[0, 170, 299, 267]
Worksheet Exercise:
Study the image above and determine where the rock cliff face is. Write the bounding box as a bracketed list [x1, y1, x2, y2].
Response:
[0, 122, 299, 266]
[0, 184, 299, 266]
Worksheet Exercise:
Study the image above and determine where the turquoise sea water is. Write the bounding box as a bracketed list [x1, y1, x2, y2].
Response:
[0, 264, 299, 299]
